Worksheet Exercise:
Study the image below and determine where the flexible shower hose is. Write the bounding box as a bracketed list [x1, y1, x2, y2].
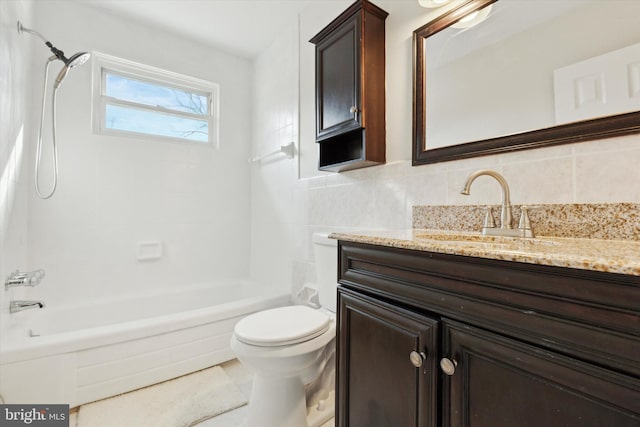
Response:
[34, 56, 60, 199]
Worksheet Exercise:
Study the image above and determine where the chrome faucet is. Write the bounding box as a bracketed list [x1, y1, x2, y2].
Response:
[9, 300, 46, 313]
[5, 269, 45, 290]
[461, 169, 534, 237]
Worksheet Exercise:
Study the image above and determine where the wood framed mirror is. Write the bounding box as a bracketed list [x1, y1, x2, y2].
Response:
[412, 0, 640, 166]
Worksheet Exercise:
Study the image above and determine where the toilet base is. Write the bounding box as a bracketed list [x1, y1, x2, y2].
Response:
[246, 374, 308, 427]
[307, 389, 335, 427]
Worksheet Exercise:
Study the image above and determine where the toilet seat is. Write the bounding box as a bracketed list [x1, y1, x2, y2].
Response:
[234, 305, 330, 347]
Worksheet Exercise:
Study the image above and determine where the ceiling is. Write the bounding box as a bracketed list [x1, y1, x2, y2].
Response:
[77, 0, 321, 58]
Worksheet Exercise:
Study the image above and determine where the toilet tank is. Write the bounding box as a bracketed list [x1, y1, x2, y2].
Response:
[312, 232, 338, 312]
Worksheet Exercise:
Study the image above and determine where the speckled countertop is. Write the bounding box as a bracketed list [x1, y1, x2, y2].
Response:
[330, 229, 640, 276]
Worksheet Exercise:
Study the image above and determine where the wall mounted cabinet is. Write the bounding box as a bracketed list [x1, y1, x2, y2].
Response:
[310, 0, 387, 172]
[336, 241, 640, 427]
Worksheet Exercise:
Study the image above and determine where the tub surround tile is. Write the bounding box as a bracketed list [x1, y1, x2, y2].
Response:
[330, 229, 640, 276]
[412, 203, 640, 241]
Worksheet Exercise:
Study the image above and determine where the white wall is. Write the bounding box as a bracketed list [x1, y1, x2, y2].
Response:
[250, 0, 640, 294]
[1, 0, 34, 335]
[16, 1, 253, 307]
[4, 0, 639, 315]
[249, 21, 301, 291]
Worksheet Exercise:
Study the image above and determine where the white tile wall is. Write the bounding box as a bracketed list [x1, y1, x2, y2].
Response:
[250, 0, 640, 294]
[4, 0, 640, 319]
[277, 134, 639, 292]
[249, 21, 300, 290]
[17, 1, 253, 307]
[1, 1, 33, 332]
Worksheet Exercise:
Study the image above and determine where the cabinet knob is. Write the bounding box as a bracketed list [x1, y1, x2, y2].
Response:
[440, 357, 458, 376]
[409, 351, 427, 368]
[349, 106, 359, 115]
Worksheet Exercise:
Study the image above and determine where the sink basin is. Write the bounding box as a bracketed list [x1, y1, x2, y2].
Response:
[414, 231, 560, 248]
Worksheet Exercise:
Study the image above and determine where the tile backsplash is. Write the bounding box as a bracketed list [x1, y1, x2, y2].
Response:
[413, 203, 640, 241]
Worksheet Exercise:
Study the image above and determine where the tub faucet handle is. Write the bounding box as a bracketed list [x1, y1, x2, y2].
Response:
[5, 269, 45, 290]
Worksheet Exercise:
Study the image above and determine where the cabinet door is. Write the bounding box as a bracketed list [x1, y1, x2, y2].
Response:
[441, 319, 640, 427]
[337, 289, 438, 427]
[315, 12, 361, 140]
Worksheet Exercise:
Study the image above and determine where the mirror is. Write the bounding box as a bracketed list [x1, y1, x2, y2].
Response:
[413, 0, 640, 165]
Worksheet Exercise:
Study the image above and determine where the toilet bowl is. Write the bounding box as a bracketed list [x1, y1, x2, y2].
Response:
[230, 233, 337, 427]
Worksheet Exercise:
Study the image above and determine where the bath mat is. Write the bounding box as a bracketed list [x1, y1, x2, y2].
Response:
[76, 366, 247, 427]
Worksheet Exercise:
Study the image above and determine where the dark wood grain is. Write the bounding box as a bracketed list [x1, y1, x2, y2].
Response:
[336, 240, 640, 426]
[311, 0, 387, 172]
[337, 289, 438, 427]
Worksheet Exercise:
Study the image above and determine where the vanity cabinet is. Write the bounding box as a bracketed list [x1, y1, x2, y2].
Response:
[335, 241, 640, 427]
[337, 289, 438, 427]
[310, 0, 387, 172]
[442, 320, 638, 427]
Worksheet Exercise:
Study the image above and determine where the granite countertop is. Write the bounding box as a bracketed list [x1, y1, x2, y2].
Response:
[330, 229, 640, 276]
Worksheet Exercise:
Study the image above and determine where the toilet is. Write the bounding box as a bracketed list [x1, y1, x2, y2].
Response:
[230, 233, 338, 427]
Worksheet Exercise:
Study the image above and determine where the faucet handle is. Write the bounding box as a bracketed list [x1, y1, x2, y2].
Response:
[518, 206, 530, 229]
[5, 269, 46, 289]
[27, 269, 45, 286]
[518, 206, 534, 237]
[483, 207, 496, 229]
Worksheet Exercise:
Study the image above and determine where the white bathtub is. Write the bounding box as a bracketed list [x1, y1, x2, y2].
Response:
[0, 280, 290, 407]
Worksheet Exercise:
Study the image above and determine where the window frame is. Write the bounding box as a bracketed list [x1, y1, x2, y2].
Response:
[91, 52, 220, 147]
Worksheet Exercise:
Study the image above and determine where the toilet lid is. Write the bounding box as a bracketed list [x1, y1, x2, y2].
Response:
[234, 305, 330, 347]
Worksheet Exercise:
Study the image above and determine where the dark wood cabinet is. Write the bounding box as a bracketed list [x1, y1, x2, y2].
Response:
[336, 241, 640, 427]
[314, 16, 361, 141]
[337, 289, 438, 427]
[442, 319, 639, 427]
[310, 0, 387, 172]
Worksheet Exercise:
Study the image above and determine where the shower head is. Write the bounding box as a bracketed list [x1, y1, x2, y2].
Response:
[18, 21, 91, 89]
[53, 52, 91, 89]
[66, 51, 91, 68]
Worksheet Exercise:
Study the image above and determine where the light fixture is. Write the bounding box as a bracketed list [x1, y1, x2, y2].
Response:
[418, 0, 451, 8]
[451, 4, 493, 29]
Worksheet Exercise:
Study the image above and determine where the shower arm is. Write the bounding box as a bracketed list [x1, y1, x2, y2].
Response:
[17, 21, 47, 43]
[17, 21, 69, 63]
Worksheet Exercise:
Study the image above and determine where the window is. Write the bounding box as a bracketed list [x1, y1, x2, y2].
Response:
[92, 52, 219, 146]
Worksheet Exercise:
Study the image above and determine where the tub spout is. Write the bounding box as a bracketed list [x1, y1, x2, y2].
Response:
[9, 300, 46, 314]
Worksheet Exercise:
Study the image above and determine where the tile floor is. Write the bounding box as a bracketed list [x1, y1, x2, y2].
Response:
[197, 359, 334, 427]
[70, 358, 334, 426]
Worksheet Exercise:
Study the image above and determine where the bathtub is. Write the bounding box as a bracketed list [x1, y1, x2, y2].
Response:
[0, 280, 290, 407]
